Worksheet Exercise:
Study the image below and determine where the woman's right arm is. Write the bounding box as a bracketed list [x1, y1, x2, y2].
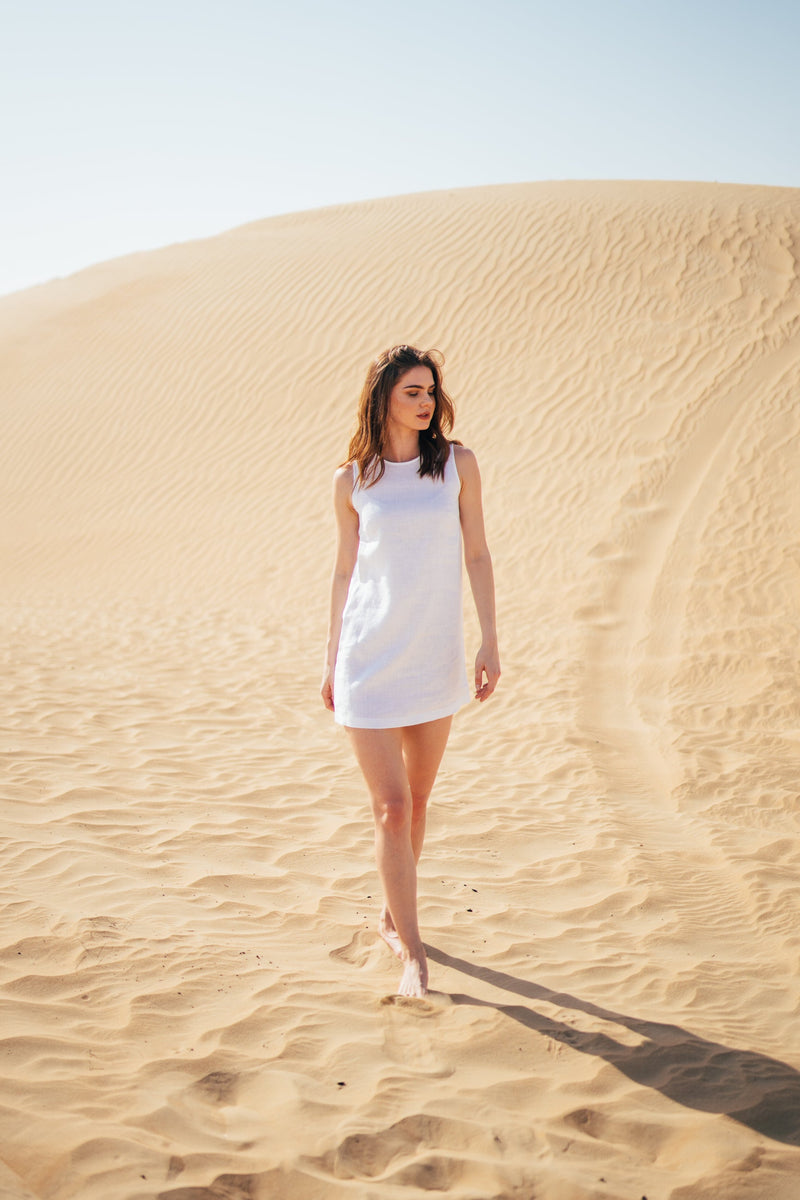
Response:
[321, 466, 360, 712]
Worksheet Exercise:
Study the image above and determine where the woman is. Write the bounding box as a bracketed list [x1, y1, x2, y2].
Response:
[321, 345, 500, 998]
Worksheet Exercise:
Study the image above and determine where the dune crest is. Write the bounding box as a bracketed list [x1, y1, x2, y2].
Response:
[1, 180, 799, 1198]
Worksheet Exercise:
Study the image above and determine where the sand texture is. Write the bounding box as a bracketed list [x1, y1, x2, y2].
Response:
[1, 180, 799, 1199]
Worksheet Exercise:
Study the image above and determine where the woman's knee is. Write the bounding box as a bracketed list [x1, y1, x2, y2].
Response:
[373, 791, 411, 835]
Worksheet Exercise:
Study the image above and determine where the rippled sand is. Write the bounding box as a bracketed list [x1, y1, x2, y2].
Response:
[1, 180, 799, 1199]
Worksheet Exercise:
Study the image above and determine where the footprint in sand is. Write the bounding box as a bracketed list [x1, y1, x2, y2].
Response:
[329, 929, 376, 969]
[380, 992, 455, 1076]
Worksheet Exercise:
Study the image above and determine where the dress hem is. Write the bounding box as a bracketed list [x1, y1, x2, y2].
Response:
[333, 692, 470, 730]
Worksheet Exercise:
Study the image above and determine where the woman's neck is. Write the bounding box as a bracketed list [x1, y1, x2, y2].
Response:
[383, 430, 420, 463]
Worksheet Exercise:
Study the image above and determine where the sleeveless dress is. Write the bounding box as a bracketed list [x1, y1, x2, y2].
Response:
[333, 451, 471, 728]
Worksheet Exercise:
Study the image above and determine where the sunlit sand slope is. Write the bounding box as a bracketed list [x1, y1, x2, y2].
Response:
[1, 180, 799, 1199]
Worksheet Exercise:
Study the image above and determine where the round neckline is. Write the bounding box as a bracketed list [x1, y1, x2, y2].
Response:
[383, 456, 420, 465]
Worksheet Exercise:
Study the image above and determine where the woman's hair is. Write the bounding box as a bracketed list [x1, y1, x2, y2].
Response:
[346, 345, 456, 486]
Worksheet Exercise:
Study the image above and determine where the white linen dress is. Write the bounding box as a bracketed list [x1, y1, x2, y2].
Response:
[333, 450, 471, 729]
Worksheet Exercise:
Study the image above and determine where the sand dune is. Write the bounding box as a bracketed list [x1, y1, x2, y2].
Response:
[1, 180, 799, 1198]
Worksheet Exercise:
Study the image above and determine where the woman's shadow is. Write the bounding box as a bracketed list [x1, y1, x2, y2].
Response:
[426, 945, 800, 1146]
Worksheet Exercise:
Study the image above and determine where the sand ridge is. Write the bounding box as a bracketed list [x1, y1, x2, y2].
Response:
[1, 180, 800, 1198]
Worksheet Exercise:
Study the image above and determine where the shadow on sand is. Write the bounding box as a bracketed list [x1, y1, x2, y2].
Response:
[426, 944, 800, 1147]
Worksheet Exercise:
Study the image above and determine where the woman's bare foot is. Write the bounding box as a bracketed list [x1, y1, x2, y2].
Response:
[397, 948, 428, 997]
[378, 905, 404, 960]
[379, 908, 428, 996]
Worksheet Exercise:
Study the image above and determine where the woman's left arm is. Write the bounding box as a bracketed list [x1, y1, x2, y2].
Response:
[455, 445, 500, 702]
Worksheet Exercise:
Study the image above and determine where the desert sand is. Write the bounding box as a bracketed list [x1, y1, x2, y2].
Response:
[1, 179, 799, 1199]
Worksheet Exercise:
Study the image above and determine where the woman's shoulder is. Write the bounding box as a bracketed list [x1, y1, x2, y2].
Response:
[332, 461, 357, 504]
[333, 461, 355, 484]
[452, 443, 478, 473]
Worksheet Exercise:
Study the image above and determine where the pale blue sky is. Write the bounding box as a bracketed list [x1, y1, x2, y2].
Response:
[2, 0, 798, 296]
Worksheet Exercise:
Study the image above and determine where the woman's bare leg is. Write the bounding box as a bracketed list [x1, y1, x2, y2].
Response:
[380, 716, 453, 953]
[347, 726, 424, 995]
[347, 717, 452, 997]
[404, 716, 452, 862]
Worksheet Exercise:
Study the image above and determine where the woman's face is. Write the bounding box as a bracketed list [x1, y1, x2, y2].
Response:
[387, 366, 436, 436]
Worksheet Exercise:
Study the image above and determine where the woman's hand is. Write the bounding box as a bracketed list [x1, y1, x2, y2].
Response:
[321, 668, 335, 712]
[474, 643, 500, 702]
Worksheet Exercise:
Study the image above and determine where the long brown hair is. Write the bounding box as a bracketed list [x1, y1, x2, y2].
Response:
[346, 345, 456, 486]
